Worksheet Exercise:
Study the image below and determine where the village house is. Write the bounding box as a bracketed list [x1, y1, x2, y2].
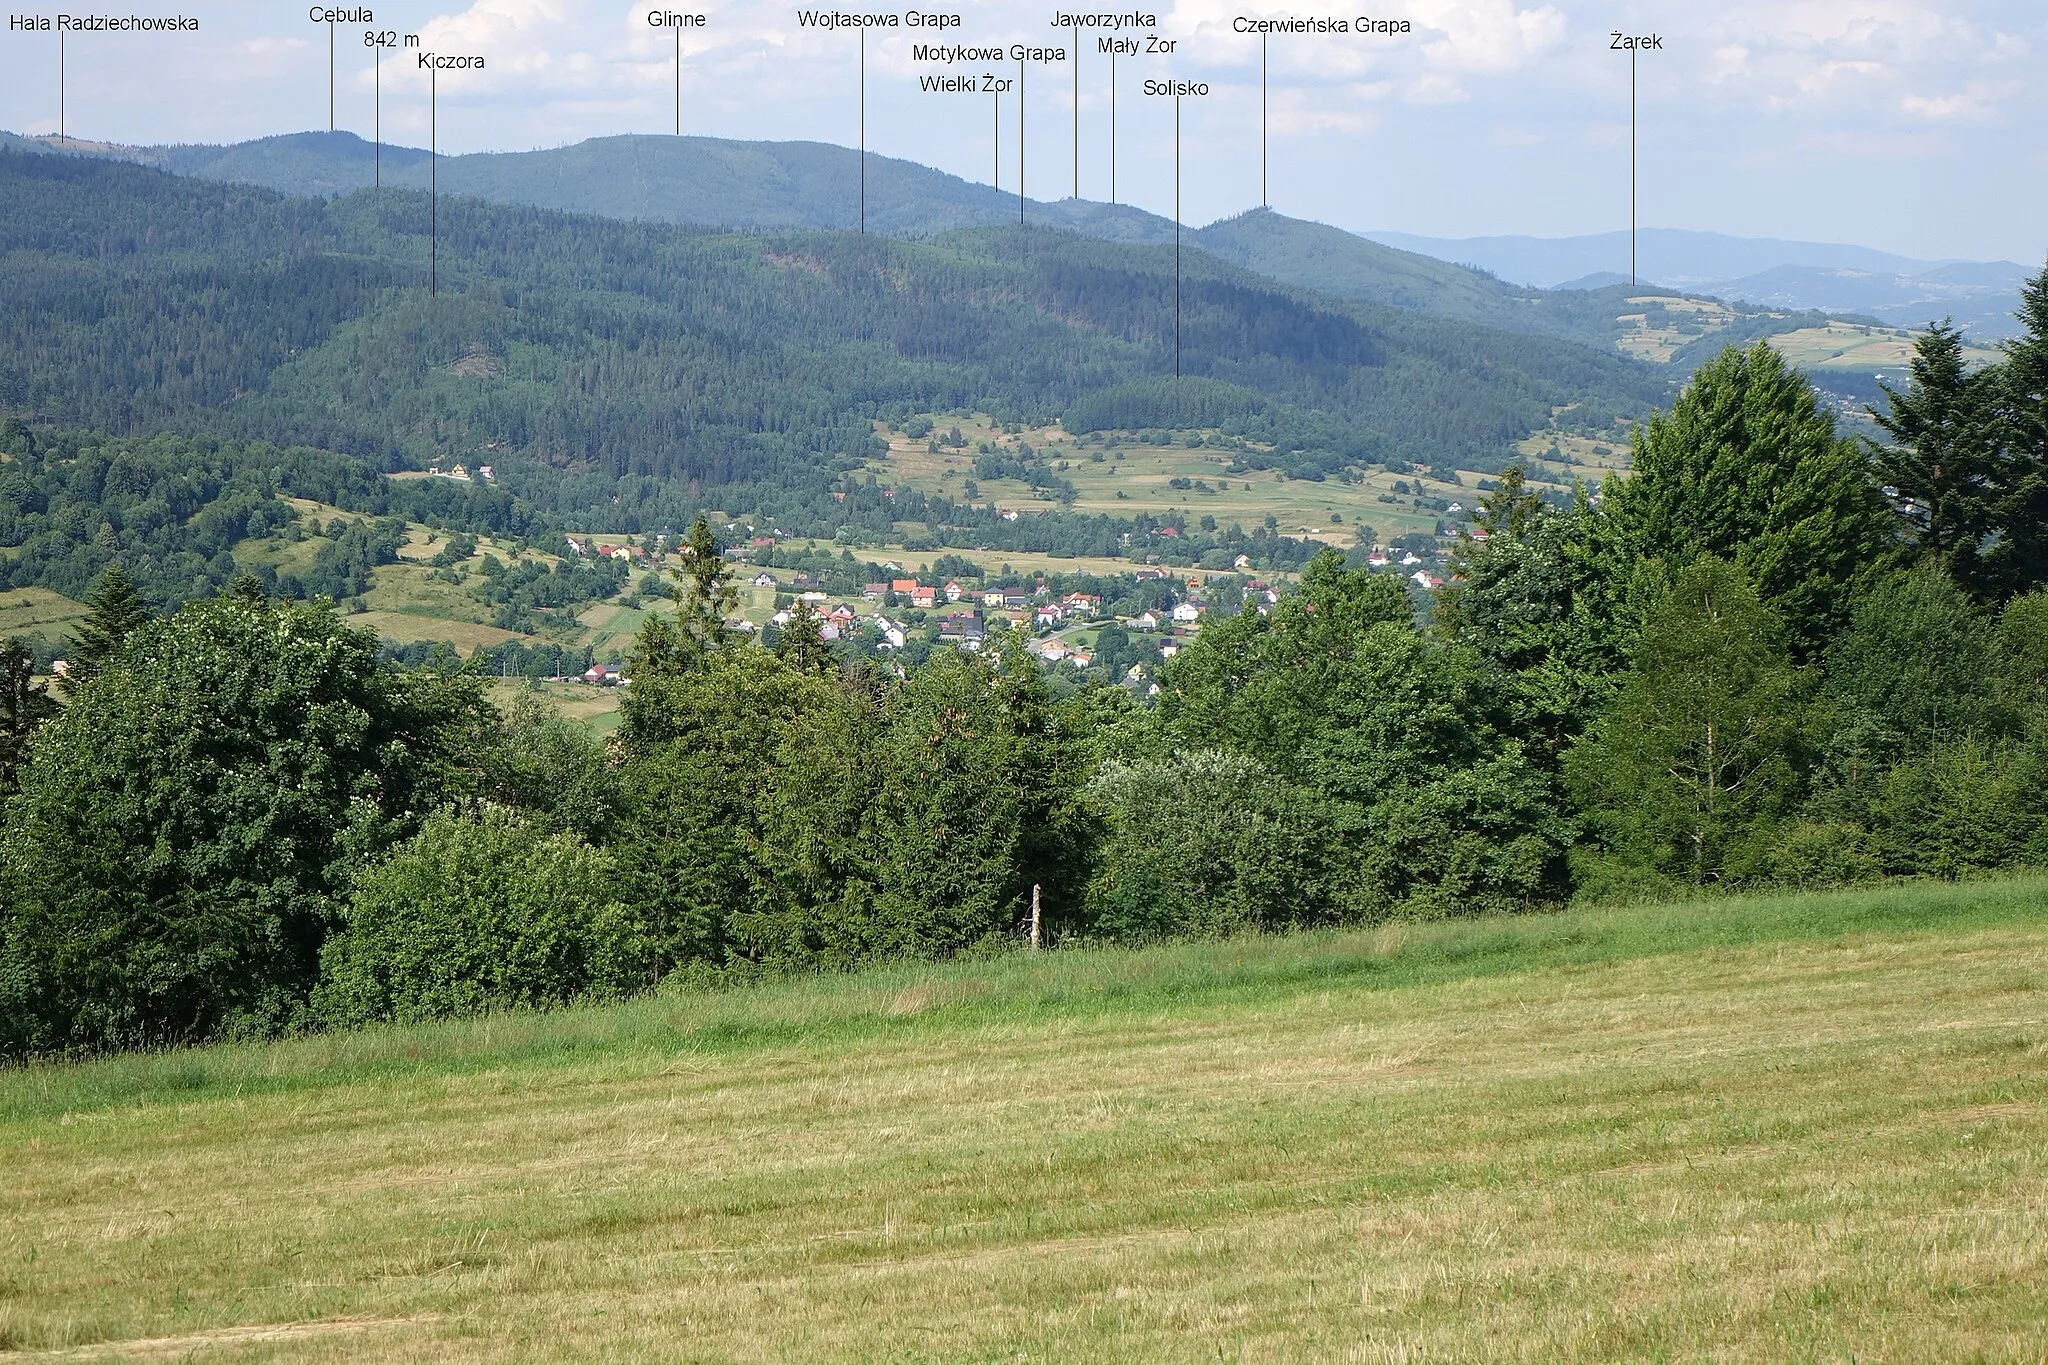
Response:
[1411, 569, 1444, 591]
[943, 581, 967, 602]
[873, 617, 909, 650]
[912, 585, 939, 609]
[981, 587, 1008, 609]
[890, 577, 919, 596]
[1131, 610, 1161, 631]
[938, 610, 987, 650]
[1034, 604, 1063, 629]
[1171, 602, 1203, 625]
[863, 582, 887, 601]
[1061, 593, 1102, 617]
[752, 572, 779, 588]
[1002, 587, 1030, 610]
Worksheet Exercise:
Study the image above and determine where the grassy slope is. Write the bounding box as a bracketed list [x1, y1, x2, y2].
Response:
[0, 587, 86, 651]
[3, 878, 2044, 1360]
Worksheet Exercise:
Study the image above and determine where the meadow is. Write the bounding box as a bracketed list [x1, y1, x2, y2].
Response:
[867, 417, 1580, 546]
[0, 589, 86, 654]
[2, 877, 2043, 1361]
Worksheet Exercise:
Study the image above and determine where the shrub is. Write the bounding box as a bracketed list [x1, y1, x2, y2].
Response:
[0, 596, 486, 1057]
[1082, 750, 1339, 941]
[315, 807, 652, 1026]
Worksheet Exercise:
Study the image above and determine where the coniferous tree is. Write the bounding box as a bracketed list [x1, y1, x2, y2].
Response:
[1981, 264, 2048, 596]
[674, 515, 738, 658]
[774, 599, 831, 674]
[1874, 322, 1999, 591]
[1607, 342, 1897, 655]
[60, 563, 151, 696]
[1, 637, 56, 795]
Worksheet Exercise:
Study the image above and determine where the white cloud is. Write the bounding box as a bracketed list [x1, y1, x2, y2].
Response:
[1902, 77, 2022, 120]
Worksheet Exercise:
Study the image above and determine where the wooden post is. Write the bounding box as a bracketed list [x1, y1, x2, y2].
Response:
[1029, 883, 1042, 951]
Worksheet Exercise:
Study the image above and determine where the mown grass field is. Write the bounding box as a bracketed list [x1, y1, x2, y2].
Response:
[1768, 322, 2005, 374]
[3, 880, 2044, 1361]
[867, 418, 1527, 544]
[0, 588, 86, 652]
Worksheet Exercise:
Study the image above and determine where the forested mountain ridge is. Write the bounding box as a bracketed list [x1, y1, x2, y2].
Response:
[6, 129, 1830, 356]
[0, 129, 1181, 240]
[0, 148, 1670, 545]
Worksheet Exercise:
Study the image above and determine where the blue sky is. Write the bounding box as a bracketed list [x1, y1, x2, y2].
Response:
[2, 1, 2042, 263]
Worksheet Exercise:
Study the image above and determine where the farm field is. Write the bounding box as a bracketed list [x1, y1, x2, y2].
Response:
[0, 587, 86, 653]
[3, 878, 2043, 1361]
[865, 416, 1572, 544]
[1768, 321, 2005, 374]
[486, 678, 624, 735]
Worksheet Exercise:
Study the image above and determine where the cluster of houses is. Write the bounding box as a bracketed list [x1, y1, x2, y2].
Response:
[562, 535, 1462, 687]
[1363, 547, 1452, 593]
[563, 537, 661, 564]
[427, 463, 496, 484]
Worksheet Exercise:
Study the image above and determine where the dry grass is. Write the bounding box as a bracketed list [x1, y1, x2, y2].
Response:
[2, 881, 2044, 1361]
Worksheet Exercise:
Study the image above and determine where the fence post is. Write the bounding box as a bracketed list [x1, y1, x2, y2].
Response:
[1030, 883, 1042, 951]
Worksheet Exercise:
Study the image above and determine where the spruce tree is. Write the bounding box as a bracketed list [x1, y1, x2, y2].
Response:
[1606, 341, 1897, 656]
[1, 636, 57, 795]
[1982, 263, 2048, 596]
[61, 563, 152, 696]
[774, 599, 831, 675]
[674, 514, 737, 657]
[1874, 321, 1998, 589]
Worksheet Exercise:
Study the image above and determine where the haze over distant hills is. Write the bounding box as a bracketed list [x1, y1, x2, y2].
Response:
[4, 129, 1850, 359]
[1371, 228, 2037, 339]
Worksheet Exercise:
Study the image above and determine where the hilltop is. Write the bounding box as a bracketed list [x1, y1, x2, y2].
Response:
[0, 147, 1670, 525]
[7, 129, 1859, 359]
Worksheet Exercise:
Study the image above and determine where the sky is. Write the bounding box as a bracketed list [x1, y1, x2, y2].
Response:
[1, 1, 2043, 264]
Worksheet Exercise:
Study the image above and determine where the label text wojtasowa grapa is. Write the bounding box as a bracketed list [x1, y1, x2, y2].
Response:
[795, 10, 960, 27]
[7, 13, 198, 29]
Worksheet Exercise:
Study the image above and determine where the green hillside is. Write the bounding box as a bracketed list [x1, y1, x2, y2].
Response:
[3, 877, 2043, 1359]
[0, 148, 1669, 548]
[8, 130, 1844, 360]
[6, 129, 1181, 240]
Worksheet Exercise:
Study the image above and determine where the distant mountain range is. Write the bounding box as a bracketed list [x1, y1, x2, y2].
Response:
[2, 129, 1846, 360]
[8, 128, 2031, 351]
[1369, 228, 2038, 339]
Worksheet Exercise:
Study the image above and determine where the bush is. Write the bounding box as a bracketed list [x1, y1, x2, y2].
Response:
[0, 596, 487, 1057]
[315, 807, 652, 1027]
[1082, 750, 1338, 941]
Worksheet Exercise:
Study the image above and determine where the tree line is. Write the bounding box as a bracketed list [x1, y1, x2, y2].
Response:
[4, 271, 2047, 1058]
